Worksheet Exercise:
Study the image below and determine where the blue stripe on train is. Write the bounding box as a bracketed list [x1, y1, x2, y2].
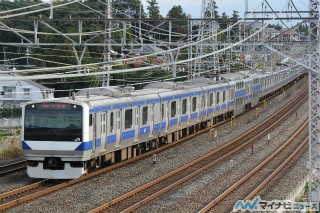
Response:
[180, 115, 189, 122]
[22, 141, 32, 150]
[122, 130, 135, 140]
[75, 141, 93, 151]
[140, 126, 150, 135]
[169, 118, 178, 126]
[107, 134, 116, 144]
[191, 112, 198, 120]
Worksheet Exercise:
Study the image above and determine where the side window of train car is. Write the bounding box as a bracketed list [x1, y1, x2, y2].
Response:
[125, 109, 133, 129]
[101, 113, 106, 134]
[201, 95, 206, 109]
[110, 112, 114, 132]
[192, 97, 197, 112]
[142, 106, 148, 125]
[161, 104, 165, 120]
[182, 99, 187, 114]
[171, 101, 176, 118]
[230, 88, 235, 100]
[223, 90, 226, 103]
[209, 93, 214, 106]
[216, 92, 220, 105]
[89, 114, 93, 126]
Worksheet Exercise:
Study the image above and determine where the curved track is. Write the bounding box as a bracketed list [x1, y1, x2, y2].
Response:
[199, 121, 308, 212]
[0, 85, 307, 212]
[88, 88, 308, 213]
[0, 160, 26, 176]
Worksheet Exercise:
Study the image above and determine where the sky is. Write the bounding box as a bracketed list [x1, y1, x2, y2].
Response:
[140, 0, 309, 18]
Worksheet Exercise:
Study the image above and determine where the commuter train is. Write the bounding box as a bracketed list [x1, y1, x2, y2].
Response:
[22, 66, 305, 179]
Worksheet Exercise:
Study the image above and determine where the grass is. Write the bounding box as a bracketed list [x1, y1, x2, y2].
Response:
[0, 129, 9, 137]
[0, 133, 23, 160]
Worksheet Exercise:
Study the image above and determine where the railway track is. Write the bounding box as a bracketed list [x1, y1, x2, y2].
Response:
[0, 180, 53, 207]
[199, 121, 308, 213]
[0, 160, 26, 176]
[87, 88, 308, 212]
[0, 86, 307, 212]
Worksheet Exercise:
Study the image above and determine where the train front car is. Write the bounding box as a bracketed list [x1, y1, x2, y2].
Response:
[22, 101, 89, 179]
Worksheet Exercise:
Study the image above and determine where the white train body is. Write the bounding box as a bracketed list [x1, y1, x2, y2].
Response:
[22, 67, 305, 179]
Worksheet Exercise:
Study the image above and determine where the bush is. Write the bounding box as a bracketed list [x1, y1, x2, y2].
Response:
[0, 136, 23, 160]
[1, 108, 21, 118]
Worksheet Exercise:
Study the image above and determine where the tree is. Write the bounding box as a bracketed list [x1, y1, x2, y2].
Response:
[146, 0, 161, 19]
[166, 5, 187, 19]
[230, 10, 240, 41]
[112, 0, 146, 19]
[166, 5, 188, 36]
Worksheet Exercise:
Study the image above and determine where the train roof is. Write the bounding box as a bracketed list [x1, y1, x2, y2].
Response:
[24, 66, 301, 109]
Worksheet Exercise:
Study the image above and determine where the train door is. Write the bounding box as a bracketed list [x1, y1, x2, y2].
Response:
[100, 112, 106, 152]
[175, 100, 180, 127]
[91, 113, 97, 157]
[162, 102, 169, 133]
[201, 94, 206, 119]
[134, 107, 139, 142]
[115, 109, 121, 148]
[187, 96, 192, 124]
[149, 104, 154, 137]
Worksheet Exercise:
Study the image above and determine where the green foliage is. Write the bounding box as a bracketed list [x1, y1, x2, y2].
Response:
[0, 129, 8, 137]
[0, 0, 243, 92]
[268, 23, 282, 30]
[0, 135, 23, 160]
[1, 108, 21, 118]
[146, 0, 161, 19]
[165, 5, 188, 39]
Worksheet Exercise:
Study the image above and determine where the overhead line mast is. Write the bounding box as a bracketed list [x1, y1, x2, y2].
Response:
[103, 0, 112, 87]
[308, 0, 320, 202]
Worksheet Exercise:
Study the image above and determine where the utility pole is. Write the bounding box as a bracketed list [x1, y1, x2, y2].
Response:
[103, 0, 112, 87]
[194, 0, 219, 78]
[3, 47, 7, 66]
[308, 0, 320, 202]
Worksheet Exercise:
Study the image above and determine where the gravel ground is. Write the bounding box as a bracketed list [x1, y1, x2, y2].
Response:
[0, 157, 24, 166]
[2, 80, 308, 213]
[138, 86, 309, 213]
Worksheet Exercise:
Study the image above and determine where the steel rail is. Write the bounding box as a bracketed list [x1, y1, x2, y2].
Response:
[88, 88, 308, 213]
[199, 122, 308, 213]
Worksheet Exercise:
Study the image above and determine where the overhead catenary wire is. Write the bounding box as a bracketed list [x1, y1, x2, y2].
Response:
[1, 0, 304, 82]
[0, 2, 47, 15]
[0, 0, 295, 81]
[0, 0, 266, 76]
[0, 1, 80, 19]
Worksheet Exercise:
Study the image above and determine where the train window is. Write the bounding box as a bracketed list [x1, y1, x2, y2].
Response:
[201, 95, 206, 108]
[223, 91, 226, 103]
[209, 93, 214, 106]
[171, 101, 176, 118]
[89, 114, 93, 126]
[236, 82, 244, 90]
[142, 106, 148, 125]
[192, 97, 197, 112]
[161, 104, 165, 120]
[216, 92, 220, 105]
[182, 99, 187, 114]
[246, 85, 249, 94]
[110, 112, 114, 132]
[125, 109, 133, 129]
[230, 88, 235, 99]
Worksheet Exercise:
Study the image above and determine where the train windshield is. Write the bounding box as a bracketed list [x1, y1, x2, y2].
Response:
[24, 103, 83, 141]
